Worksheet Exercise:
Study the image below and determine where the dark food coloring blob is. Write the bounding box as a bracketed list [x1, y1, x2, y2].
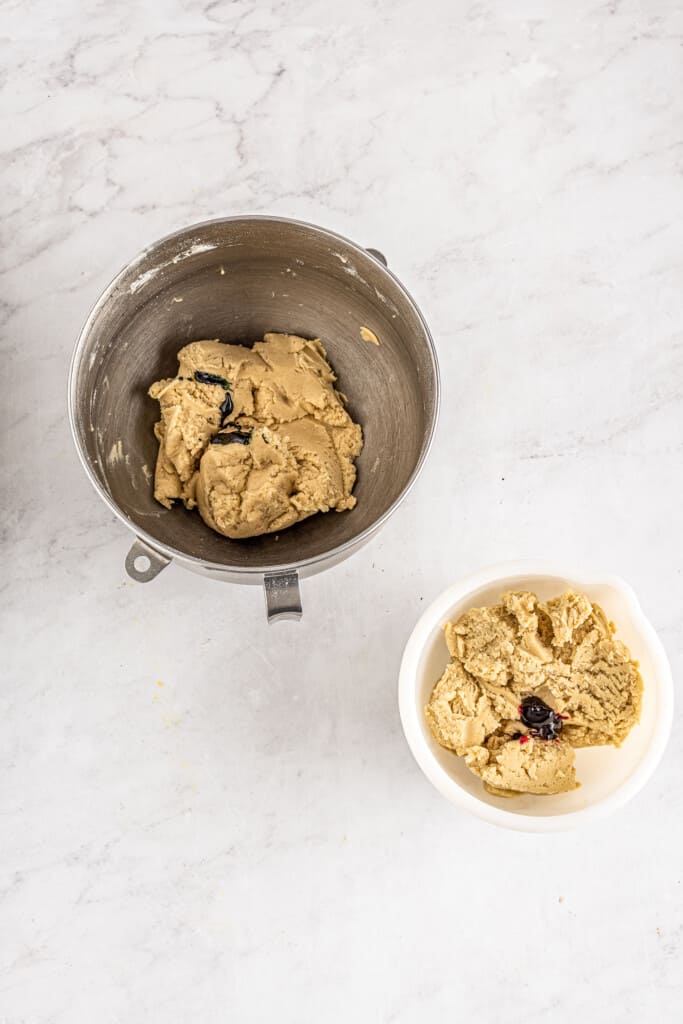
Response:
[194, 371, 230, 388]
[193, 370, 233, 424]
[211, 430, 252, 446]
[519, 695, 564, 740]
[219, 390, 234, 425]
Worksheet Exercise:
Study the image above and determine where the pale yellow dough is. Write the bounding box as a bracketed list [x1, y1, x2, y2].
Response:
[425, 591, 643, 796]
[149, 333, 363, 539]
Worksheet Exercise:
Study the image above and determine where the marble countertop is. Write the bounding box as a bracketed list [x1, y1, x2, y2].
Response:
[3, 1, 683, 1020]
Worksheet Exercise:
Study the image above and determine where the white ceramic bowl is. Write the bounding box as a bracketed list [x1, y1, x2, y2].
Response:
[398, 562, 674, 832]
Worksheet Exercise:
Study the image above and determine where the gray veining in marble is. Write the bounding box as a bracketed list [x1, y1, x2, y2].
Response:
[2, 1, 683, 1021]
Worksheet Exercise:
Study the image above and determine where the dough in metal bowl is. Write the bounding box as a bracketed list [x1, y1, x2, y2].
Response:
[149, 333, 363, 539]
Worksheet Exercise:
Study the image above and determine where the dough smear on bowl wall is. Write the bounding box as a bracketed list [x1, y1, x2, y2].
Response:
[149, 332, 363, 540]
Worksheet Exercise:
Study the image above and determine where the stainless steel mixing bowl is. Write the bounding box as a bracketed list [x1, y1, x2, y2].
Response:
[69, 216, 440, 621]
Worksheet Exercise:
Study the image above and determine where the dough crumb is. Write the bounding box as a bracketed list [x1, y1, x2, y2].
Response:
[359, 326, 380, 346]
[426, 590, 643, 796]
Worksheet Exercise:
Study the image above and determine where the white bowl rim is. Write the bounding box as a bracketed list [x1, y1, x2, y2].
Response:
[398, 560, 674, 833]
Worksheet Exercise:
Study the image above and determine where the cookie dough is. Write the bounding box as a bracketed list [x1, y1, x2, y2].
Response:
[149, 333, 363, 539]
[425, 590, 643, 796]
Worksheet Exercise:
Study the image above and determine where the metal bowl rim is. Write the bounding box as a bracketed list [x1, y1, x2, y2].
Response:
[68, 214, 441, 577]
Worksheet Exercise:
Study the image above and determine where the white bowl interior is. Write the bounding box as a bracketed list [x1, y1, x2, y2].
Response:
[407, 572, 668, 822]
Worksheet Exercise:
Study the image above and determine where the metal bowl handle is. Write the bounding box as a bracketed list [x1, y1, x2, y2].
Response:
[366, 247, 387, 266]
[125, 538, 171, 582]
[124, 539, 302, 622]
[264, 570, 302, 623]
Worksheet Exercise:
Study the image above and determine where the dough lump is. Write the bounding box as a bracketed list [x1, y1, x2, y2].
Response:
[425, 591, 643, 796]
[149, 333, 363, 539]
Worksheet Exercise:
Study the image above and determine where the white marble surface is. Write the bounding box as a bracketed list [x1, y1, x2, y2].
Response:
[2, 0, 683, 1020]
